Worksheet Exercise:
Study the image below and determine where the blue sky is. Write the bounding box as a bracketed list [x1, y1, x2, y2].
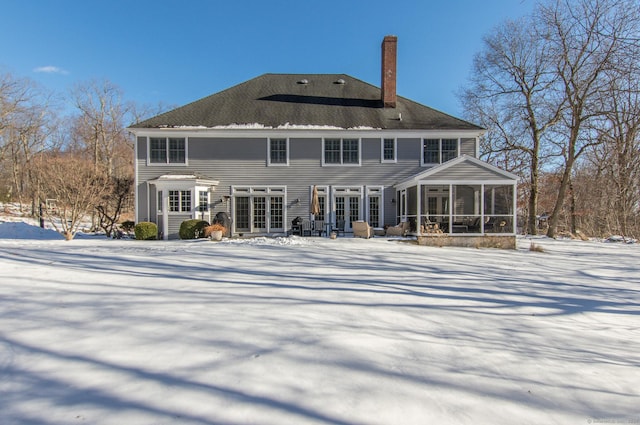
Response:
[1, 0, 534, 118]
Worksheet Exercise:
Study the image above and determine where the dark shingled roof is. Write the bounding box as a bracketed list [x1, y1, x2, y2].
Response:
[130, 74, 482, 131]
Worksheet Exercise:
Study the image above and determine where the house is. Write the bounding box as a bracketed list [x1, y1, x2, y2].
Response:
[128, 36, 518, 247]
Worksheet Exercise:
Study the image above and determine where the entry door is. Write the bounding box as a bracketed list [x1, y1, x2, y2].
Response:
[335, 195, 360, 232]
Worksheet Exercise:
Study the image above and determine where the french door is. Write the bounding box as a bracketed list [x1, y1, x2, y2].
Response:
[333, 187, 362, 232]
[233, 187, 285, 233]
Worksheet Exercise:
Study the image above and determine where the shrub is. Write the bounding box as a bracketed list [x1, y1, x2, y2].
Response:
[204, 222, 226, 238]
[179, 219, 209, 239]
[120, 220, 135, 233]
[134, 222, 158, 240]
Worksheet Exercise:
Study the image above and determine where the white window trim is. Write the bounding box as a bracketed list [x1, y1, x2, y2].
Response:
[322, 138, 362, 166]
[231, 186, 287, 233]
[365, 185, 384, 228]
[420, 138, 460, 166]
[147, 136, 189, 166]
[381, 138, 397, 163]
[267, 138, 289, 166]
[167, 189, 193, 214]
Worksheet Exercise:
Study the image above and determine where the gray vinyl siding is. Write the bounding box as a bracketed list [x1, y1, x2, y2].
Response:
[167, 214, 191, 239]
[460, 138, 476, 156]
[429, 161, 510, 180]
[135, 134, 482, 231]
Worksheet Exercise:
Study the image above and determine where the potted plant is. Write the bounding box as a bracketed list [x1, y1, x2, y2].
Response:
[204, 223, 226, 241]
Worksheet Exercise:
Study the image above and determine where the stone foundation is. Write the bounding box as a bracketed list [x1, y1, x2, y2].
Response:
[416, 234, 516, 249]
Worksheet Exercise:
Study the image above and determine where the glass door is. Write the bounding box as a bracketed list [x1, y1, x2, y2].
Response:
[333, 187, 363, 232]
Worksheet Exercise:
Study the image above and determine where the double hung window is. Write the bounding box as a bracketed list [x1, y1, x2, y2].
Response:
[382, 138, 396, 162]
[422, 138, 458, 165]
[323, 138, 360, 165]
[149, 137, 186, 164]
[268, 138, 288, 165]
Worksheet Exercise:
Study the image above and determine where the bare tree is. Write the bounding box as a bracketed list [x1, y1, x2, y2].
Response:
[460, 16, 563, 235]
[33, 152, 110, 240]
[71, 79, 133, 178]
[588, 68, 640, 237]
[95, 176, 134, 238]
[0, 71, 59, 208]
[541, 0, 640, 237]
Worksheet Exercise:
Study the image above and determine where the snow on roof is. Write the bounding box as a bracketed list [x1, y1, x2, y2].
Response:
[161, 123, 381, 131]
[154, 174, 199, 180]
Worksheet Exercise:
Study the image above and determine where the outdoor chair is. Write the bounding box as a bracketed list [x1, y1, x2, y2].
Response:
[301, 220, 312, 236]
[352, 221, 373, 238]
[421, 217, 442, 234]
[313, 220, 325, 237]
[386, 221, 409, 236]
[332, 219, 345, 236]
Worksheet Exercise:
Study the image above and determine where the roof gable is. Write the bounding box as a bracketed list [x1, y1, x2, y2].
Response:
[396, 155, 519, 188]
[130, 74, 482, 131]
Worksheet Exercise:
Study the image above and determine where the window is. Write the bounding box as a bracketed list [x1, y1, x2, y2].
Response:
[168, 190, 191, 212]
[149, 137, 186, 164]
[269, 138, 288, 165]
[197, 190, 208, 212]
[253, 197, 266, 229]
[324, 139, 341, 164]
[369, 197, 380, 228]
[382, 138, 396, 162]
[422, 138, 459, 165]
[442, 139, 458, 162]
[323, 138, 360, 165]
[366, 187, 383, 228]
[235, 197, 250, 229]
[270, 197, 283, 229]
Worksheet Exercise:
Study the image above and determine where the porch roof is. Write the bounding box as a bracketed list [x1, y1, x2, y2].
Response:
[394, 155, 519, 190]
[148, 174, 219, 190]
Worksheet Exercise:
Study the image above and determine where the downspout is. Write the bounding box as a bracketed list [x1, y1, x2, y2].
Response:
[513, 182, 518, 235]
[163, 190, 169, 240]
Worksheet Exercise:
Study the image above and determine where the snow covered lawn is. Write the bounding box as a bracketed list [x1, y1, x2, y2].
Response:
[0, 228, 639, 424]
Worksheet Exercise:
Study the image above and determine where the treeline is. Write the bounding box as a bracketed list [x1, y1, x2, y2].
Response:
[3, 0, 640, 240]
[0, 74, 162, 238]
[461, 0, 640, 239]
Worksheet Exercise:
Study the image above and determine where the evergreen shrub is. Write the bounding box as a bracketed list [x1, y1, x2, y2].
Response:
[179, 219, 209, 239]
[134, 221, 158, 240]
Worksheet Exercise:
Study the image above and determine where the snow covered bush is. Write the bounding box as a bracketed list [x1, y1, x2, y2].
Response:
[134, 222, 158, 240]
[179, 219, 209, 239]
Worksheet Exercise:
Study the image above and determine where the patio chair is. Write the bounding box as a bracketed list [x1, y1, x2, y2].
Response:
[352, 221, 373, 238]
[386, 221, 409, 236]
[421, 217, 442, 234]
[313, 220, 325, 237]
[301, 219, 312, 236]
[332, 219, 345, 237]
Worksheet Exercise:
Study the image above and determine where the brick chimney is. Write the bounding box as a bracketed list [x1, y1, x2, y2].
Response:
[381, 35, 397, 108]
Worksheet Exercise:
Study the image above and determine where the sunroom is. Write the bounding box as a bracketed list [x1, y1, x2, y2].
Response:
[394, 155, 519, 248]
